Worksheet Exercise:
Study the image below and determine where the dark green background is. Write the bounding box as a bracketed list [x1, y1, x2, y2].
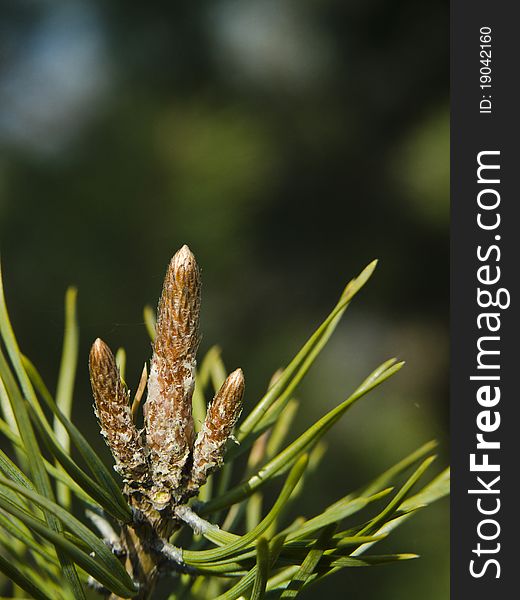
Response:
[0, 1, 448, 598]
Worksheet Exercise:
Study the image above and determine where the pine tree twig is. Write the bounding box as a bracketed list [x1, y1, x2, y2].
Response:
[174, 504, 220, 537]
[86, 509, 123, 555]
[0, 245, 449, 599]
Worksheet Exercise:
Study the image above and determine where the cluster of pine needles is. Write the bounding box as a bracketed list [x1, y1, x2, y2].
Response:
[0, 246, 448, 599]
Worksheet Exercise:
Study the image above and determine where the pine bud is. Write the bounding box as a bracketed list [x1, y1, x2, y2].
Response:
[144, 245, 201, 499]
[89, 338, 149, 484]
[189, 368, 245, 491]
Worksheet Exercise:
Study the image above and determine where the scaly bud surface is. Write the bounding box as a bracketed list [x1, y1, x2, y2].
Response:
[89, 338, 149, 484]
[189, 368, 245, 491]
[144, 245, 201, 502]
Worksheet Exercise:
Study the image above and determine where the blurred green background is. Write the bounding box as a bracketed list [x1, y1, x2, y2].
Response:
[0, 0, 448, 598]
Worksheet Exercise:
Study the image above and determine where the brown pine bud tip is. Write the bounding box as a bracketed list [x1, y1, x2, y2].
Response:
[153, 244, 201, 362]
[89, 338, 149, 484]
[90, 337, 110, 363]
[189, 368, 245, 492]
[144, 246, 201, 497]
